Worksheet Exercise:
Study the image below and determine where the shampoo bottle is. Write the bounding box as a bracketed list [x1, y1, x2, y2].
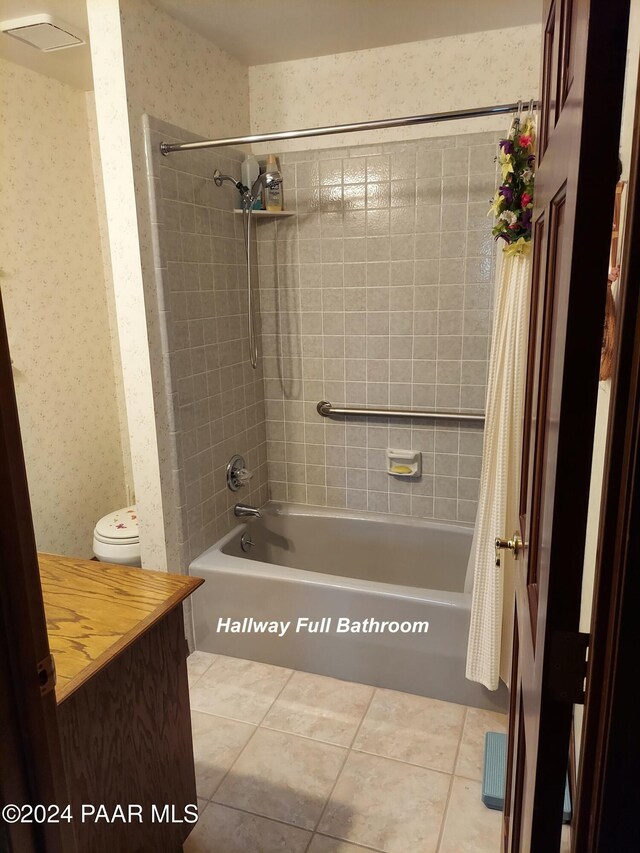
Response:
[241, 154, 261, 209]
[264, 153, 283, 211]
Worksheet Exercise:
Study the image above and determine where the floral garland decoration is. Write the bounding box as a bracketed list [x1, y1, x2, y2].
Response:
[488, 114, 536, 256]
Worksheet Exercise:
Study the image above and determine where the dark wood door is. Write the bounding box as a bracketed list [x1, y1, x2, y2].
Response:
[503, 1, 630, 850]
[0, 293, 74, 851]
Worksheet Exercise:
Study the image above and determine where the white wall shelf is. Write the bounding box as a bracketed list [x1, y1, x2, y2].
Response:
[232, 209, 295, 217]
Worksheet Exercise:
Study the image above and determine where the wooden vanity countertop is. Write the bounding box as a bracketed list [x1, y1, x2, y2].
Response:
[38, 553, 203, 704]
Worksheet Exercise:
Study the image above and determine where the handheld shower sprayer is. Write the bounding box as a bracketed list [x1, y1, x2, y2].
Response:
[212, 160, 283, 372]
[249, 167, 283, 201]
[213, 167, 282, 205]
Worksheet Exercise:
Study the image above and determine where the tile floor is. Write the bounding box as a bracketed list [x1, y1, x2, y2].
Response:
[184, 652, 508, 853]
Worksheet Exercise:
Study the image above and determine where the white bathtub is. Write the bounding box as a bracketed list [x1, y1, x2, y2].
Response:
[190, 503, 507, 711]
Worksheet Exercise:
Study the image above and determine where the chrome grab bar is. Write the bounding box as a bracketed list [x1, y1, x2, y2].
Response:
[316, 401, 485, 423]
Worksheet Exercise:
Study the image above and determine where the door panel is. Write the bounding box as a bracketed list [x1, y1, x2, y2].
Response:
[504, 1, 630, 850]
[0, 293, 73, 851]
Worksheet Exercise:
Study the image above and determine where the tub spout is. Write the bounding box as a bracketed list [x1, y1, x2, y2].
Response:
[234, 503, 262, 519]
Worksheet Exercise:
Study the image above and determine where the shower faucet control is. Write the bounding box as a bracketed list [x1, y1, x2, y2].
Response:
[227, 454, 253, 492]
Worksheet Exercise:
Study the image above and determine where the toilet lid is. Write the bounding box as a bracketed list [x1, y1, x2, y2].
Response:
[94, 506, 139, 543]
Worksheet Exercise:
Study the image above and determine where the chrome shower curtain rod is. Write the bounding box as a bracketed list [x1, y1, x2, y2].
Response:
[160, 101, 539, 155]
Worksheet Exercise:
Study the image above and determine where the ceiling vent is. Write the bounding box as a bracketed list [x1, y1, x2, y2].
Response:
[0, 14, 86, 52]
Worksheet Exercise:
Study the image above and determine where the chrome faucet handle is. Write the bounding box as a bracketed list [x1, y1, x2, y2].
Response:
[227, 455, 252, 491]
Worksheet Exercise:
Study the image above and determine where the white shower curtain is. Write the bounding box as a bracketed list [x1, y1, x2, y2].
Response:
[465, 250, 531, 691]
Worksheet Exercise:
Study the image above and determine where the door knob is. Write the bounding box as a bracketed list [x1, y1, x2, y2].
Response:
[495, 532, 524, 564]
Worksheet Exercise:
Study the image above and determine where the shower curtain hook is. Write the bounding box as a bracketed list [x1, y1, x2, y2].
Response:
[528, 99, 535, 116]
[517, 100, 523, 121]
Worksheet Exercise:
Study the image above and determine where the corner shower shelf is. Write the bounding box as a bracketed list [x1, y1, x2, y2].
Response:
[233, 209, 295, 217]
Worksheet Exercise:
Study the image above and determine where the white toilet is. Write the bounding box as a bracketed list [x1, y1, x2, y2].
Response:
[92, 506, 141, 566]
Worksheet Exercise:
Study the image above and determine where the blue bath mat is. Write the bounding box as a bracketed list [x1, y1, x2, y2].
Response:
[482, 731, 571, 822]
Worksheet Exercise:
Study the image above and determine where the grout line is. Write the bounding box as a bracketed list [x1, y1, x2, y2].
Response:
[202, 799, 316, 836]
[304, 686, 378, 852]
[203, 667, 296, 803]
[186, 667, 212, 693]
[311, 831, 387, 853]
[435, 705, 468, 852]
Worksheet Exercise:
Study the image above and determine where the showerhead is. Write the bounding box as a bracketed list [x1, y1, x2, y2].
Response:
[213, 166, 282, 207]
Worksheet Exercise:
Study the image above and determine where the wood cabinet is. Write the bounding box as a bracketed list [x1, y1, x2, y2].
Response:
[39, 554, 203, 853]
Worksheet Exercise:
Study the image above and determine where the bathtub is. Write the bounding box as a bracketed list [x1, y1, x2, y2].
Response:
[190, 503, 507, 712]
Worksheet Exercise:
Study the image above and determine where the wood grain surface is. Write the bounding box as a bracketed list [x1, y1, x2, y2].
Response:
[38, 553, 203, 703]
[58, 606, 197, 852]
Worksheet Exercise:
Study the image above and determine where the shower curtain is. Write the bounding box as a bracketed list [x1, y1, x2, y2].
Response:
[465, 250, 531, 691]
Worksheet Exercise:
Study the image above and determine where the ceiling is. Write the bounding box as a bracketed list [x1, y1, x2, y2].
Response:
[152, 0, 542, 66]
[0, 0, 541, 91]
[0, 0, 92, 89]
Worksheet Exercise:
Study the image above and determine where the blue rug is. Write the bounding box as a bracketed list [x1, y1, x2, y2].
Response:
[482, 731, 571, 822]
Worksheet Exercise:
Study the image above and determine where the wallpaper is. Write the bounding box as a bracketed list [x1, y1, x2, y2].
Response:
[249, 26, 541, 153]
[120, 0, 250, 142]
[0, 57, 127, 558]
[87, 0, 252, 573]
[120, 0, 254, 574]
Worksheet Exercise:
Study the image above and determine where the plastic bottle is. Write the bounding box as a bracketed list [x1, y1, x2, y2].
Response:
[264, 153, 283, 211]
[241, 154, 262, 209]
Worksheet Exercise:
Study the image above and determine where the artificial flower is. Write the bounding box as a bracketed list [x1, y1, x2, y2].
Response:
[488, 190, 504, 217]
[504, 237, 532, 257]
[500, 159, 515, 182]
[489, 114, 536, 252]
[499, 184, 514, 203]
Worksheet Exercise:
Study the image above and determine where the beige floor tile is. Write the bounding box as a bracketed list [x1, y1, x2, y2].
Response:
[439, 777, 502, 852]
[214, 728, 347, 830]
[352, 688, 465, 773]
[191, 711, 256, 799]
[308, 835, 379, 852]
[184, 802, 311, 853]
[188, 651, 217, 687]
[190, 654, 292, 724]
[318, 751, 450, 853]
[455, 708, 508, 781]
[262, 671, 374, 746]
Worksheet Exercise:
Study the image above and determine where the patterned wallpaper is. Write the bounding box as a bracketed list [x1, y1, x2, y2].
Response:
[120, 0, 253, 574]
[87, 0, 253, 573]
[0, 57, 128, 558]
[258, 133, 498, 524]
[121, 0, 250, 143]
[249, 26, 541, 153]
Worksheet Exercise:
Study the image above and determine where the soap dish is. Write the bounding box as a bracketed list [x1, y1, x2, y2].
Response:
[386, 449, 421, 478]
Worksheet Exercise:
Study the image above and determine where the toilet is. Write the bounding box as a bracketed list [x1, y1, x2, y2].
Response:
[92, 506, 141, 566]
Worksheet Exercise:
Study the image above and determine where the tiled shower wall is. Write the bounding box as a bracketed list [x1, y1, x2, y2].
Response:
[146, 117, 268, 563]
[257, 132, 499, 523]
